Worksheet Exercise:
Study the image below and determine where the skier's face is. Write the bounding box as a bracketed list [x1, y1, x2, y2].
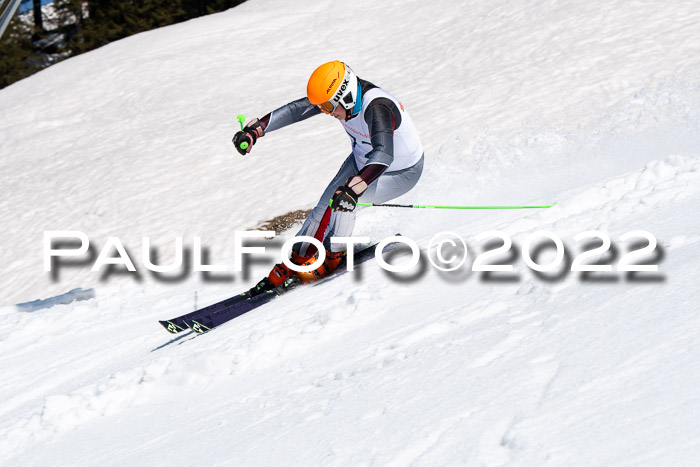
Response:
[330, 105, 347, 120]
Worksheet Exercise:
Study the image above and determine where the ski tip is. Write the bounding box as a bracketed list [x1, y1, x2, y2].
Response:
[189, 320, 212, 334]
[159, 320, 186, 334]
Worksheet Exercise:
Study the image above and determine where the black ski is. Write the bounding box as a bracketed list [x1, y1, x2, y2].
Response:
[158, 292, 250, 334]
[174, 237, 402, 334]
[186, 288, 284, 333]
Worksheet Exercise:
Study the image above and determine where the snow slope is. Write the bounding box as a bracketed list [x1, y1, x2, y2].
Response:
[1, 0, 700, 465]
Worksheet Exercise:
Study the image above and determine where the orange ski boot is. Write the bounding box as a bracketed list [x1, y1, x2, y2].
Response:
[250, 252, 307, 296]
[295, 249, 346, 283]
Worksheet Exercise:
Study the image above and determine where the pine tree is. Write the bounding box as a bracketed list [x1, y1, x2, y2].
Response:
[0, 15, 42, 88]
[32, 0, 43, 32]
[1, 0, 247, 89]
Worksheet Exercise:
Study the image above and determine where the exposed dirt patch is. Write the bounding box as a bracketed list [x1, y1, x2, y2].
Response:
[255, 209, 311, 235]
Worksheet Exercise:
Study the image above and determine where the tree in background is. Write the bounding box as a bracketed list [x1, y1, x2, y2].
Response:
[73, 0, 187, 52]
[32, 0, 43, 32]
[0, 15, 42, 88]
[0, 0, 246, 89]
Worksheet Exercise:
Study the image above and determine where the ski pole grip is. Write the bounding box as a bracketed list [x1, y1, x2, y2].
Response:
[236, 114, 250, 151]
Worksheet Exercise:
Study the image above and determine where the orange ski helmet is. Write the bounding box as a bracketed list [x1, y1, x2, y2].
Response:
[307, 61, 359, 116]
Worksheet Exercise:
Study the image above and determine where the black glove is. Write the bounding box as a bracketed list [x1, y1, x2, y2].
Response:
[233, 119, 264, 155]
[330, 185, 359, 212]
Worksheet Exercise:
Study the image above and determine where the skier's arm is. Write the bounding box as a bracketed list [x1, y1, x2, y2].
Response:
[330, 162, 386, 212]
[362, 97, 401, 167]
[347, 98, 402, 195]
[259, 97, 322, 132]
[233, 97, 321, 155]
[330, 99, 402, 211]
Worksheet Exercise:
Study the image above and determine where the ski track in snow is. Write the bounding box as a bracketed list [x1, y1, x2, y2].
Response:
[2, 0, 700, 465]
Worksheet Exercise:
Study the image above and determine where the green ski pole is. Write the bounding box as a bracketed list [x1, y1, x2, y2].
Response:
[355, 202, 557, 209]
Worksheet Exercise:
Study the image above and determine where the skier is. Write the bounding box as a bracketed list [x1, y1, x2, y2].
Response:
[233, 61, 424, 295]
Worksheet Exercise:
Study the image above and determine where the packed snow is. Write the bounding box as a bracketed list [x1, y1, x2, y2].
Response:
[1, 0, 700, 465]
